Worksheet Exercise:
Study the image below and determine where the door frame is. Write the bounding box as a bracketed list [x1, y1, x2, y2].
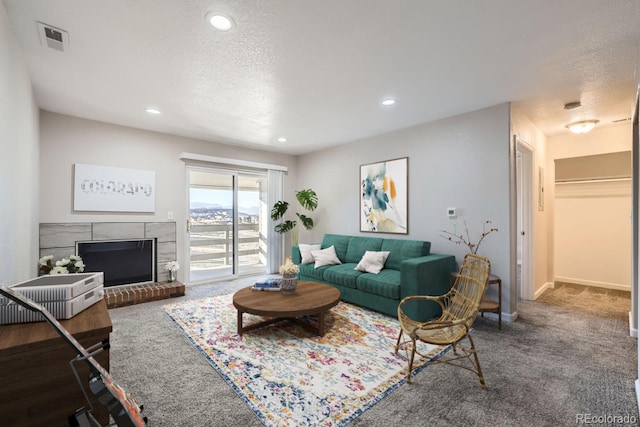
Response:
[184, 165, 267, 285]
[514, 135, 535, 301]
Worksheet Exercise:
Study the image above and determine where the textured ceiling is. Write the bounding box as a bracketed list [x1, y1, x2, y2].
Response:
[3, 0, 640, 155]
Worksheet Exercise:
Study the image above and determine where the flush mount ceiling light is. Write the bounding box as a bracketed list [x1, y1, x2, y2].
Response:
[276, 137, 288, 143]
[381, 98, 396, 107]
[145, 107, 161, 115]
[206, 12, 235, 31]
[566, 119, 599, 134]
[563, 101, 582, 110]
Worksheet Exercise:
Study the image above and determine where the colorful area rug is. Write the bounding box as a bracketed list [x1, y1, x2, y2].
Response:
[162, 294, 449, 427]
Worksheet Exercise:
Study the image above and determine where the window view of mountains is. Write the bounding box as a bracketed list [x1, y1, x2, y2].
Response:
[190, 202, 259, 224]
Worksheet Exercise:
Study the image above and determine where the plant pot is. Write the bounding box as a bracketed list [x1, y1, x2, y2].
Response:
[281, 273, 297, 295]
[169, 270, 176, 282]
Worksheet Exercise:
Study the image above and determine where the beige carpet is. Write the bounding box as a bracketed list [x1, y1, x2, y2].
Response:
[538, 282, 631, 322]
[108, 278, 639, 426]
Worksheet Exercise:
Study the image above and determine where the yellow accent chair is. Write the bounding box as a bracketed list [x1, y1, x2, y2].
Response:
[395, 253, 492, 385]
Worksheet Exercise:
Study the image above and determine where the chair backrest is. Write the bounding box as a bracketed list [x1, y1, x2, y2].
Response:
[441, 253, 492, 326]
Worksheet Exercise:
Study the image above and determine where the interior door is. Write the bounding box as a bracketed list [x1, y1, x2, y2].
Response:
[516, 137, 534, 300]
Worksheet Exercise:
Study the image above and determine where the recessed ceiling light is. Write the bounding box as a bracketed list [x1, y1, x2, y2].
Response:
[566, 119, 599, 134]
[381, 98, 396, 107]
[206, 12, 235, 31]
[145, 108, 161, 115]
[276, 137, 288, 143]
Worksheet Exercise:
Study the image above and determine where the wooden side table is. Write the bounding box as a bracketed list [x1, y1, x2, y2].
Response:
[450, 272, 502, 329]
[0, 300, 112, 426]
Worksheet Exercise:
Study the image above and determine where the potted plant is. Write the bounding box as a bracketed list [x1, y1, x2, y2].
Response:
[165, 260, 180, 282]
[270, 188, 318, 245]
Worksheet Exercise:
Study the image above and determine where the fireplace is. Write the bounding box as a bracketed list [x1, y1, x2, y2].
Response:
[40, 222, 183, 307]
[76, 238, 157, 287]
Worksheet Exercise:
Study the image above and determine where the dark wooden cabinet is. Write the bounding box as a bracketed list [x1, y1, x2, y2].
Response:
[0, 300, 112, 426]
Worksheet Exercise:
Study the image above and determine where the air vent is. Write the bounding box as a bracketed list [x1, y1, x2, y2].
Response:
[37, 21, 69, 52]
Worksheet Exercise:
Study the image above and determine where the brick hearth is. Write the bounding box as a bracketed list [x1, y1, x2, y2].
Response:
[104, 282, 185, 309]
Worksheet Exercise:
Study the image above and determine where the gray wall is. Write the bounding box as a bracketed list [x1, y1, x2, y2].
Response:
[39, 222, 177, 282]
[38, 111, 299, 283]
[37, 104, 514, 314]
[297, 103, 513, 313]
[0, 3, 40, 286]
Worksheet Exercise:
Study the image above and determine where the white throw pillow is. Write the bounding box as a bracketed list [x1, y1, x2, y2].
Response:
[355, 251, 391, 274]
[311, 246, 342, 268]
[299, 243, 321, 264]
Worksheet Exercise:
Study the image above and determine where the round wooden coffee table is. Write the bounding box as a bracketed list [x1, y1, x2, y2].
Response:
[232, 280, 341, 336]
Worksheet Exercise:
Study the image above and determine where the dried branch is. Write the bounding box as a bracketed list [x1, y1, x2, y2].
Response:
[441, 220, 498, 254]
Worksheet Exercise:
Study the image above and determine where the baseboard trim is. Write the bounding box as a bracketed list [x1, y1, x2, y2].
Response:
[630, 312, 638, 338]
[636, 379, 640, 417]
[554, 276, 631, 292]
[503, 311, 518, 322]
[477, 311, 518, 323]
[534, 281, 555, 300]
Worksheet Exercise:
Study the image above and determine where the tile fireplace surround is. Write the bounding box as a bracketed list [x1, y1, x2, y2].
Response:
[39, 222, 183, 308]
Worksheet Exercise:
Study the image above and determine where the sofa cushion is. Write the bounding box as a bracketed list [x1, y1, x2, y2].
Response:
[356, 269, 402, 299]
[345, 237, 383, 263]
[321, 234, 351, 262]
[299, 243, 321, 264]
[381, 239, 431, 270]
[322, 264, 361, 289]
[299, 262, 326, 281]
[355, 251, 390, 274]
[312, 246, 342, 268]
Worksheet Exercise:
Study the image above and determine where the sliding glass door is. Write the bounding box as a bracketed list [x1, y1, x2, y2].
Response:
[187, 167, 267, 283]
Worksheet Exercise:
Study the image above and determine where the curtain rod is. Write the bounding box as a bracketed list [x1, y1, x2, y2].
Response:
[179, 152, 288, 172]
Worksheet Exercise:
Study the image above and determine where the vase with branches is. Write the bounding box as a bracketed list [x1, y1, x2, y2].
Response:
[441, 220, 498, 254]
[270, 188, 318, 245]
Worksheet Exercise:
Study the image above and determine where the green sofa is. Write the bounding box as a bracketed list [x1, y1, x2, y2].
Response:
[292, 233, 456, 321]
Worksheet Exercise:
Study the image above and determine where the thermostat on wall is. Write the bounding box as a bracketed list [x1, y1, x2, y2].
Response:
[447, 207, 457, 218]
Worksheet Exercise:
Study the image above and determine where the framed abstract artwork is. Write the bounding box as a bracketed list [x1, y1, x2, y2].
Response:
[360, 157, 408, 234]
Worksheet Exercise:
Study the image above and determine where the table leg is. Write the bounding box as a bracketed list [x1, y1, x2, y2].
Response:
[318, 312, 325, 336]
[237, 310, 244, 334]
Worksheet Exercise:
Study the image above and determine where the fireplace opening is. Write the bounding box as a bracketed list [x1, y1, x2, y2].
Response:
[76, 238, 157, 287]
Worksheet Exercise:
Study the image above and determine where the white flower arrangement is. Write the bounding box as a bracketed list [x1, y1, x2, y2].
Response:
[38, 255, 54, 267]
[39, 254, 85, 275]
[165, 261, 180, 272]
[279, 257, 299, 276]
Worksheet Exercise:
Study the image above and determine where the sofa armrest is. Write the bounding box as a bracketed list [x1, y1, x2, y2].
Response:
[400, 253, 457, 299]
[292, 245, 302, 264]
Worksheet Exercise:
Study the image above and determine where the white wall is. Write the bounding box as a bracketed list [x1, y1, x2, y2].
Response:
[0, 4, 39, 285]
[549, 124, 633, 291]
[549, 124, 632, 159]
[297, 103, 514, 315]
[510, 107, 553, 299]
[555, 180, 631, 289]
[39, 112, 299, 283]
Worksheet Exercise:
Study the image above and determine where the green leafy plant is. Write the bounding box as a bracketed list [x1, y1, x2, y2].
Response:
[271, 189, 318, 244]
